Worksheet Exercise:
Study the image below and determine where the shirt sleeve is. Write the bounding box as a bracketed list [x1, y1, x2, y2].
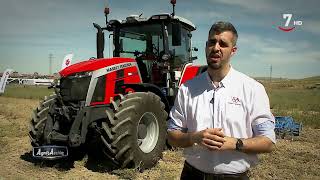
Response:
[253, 120, 276, 143]
[250, 82, 276, 143]
[250, 83, 275, 125]
[167, 85, 188, 132]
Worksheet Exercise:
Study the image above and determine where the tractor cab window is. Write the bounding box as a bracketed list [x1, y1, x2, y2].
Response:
[168, 24, 192, 70]
[119, 31, 148, 59]
[118, 23, 191, 67]
[117, 22, 192, 84]
[119, 24, 163, 58]
[119, 24, 164, 81]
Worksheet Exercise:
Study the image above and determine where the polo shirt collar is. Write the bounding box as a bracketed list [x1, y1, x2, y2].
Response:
[206, 66, 234, 88]
[220, 66, 234, 87]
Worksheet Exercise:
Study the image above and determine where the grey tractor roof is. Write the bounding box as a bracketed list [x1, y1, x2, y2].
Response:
[110, 13, 196, 31]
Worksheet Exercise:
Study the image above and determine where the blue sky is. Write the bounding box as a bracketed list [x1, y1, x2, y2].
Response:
[0, 0, 319, 78]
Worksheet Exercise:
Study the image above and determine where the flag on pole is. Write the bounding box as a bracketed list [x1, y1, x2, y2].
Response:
[0, 69, 14, 93]
[61, 53, 73, 70]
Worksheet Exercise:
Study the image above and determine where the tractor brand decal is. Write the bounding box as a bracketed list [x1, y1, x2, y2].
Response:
[106, 63, 133, 73]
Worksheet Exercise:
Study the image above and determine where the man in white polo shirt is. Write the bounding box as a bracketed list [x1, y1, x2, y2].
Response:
[167, 21, 276, 180]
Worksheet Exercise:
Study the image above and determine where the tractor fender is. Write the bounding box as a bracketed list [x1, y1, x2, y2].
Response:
[121, 83, 170, 114]
[179, 63, 207, 86]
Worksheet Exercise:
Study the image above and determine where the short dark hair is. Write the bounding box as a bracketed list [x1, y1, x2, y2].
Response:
[209, 21, 238, 46]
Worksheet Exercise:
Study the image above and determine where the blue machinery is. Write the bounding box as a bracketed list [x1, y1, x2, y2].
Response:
[275, 116, 303, 139]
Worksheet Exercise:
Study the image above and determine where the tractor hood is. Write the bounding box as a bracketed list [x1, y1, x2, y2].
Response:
[59, 57, 136, 77]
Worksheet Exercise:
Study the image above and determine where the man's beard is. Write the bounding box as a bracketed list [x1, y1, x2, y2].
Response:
[207, 60, 222, 70]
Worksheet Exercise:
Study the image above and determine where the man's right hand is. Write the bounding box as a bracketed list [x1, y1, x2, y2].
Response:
[192, 128, 226, 150]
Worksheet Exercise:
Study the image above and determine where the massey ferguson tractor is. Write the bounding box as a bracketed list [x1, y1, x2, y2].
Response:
[29, 0, 206, 170]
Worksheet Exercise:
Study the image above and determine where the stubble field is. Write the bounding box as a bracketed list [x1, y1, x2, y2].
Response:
[0, 77, 319, 179]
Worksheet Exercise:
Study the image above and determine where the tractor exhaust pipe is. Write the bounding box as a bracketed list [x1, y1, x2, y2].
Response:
[93, 23, 105, 59]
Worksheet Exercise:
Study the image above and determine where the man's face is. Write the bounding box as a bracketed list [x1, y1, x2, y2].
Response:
[205, 31, 237, 70]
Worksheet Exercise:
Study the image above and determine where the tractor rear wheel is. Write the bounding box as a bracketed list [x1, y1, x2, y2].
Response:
[100, 92, 167, 170]
[29, 94, 56, 146]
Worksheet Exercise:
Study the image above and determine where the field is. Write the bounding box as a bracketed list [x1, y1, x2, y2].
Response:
[262, 77, 320, 128]
[0, 78, 319, 179]
[2, 84, 54, 99]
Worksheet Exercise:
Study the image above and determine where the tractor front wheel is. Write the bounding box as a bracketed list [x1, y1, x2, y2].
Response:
[29, 94, 57, 146]
[100, 92, 167, 170]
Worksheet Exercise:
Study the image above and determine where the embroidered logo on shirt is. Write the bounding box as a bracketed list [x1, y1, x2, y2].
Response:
[228, 96, 241, 105]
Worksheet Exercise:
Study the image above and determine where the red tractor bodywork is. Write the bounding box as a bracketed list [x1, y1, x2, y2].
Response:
[60, 57, 138, 77]
[179, 63, 200, 87]
[60, 57, 142, 105]
[59, 58, 204, 106]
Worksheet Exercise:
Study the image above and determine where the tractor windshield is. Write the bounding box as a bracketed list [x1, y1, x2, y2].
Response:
[118, 23, 192, 70]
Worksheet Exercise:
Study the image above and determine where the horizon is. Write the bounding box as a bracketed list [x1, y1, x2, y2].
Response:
[2, 71, 319, 81]
[0, 0, 319, 79]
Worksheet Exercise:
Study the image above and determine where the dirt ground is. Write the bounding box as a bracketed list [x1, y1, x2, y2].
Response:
[0, 96, 319, 180]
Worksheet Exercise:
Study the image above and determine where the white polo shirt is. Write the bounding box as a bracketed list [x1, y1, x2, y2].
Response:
[168, 67, 275, 174]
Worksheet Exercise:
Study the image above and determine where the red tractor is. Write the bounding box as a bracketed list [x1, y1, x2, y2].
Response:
[29, 1, 206, 170]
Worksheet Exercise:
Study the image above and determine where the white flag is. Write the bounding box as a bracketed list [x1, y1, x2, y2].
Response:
[0, 69, 13, 93]
[61, 53, 73, 70]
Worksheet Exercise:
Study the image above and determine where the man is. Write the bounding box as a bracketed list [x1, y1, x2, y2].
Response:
[167, 21, 276, 180]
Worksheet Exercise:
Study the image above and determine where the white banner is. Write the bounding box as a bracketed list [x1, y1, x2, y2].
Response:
[61, 53, 73, 70]
[0, 69, 14, 93]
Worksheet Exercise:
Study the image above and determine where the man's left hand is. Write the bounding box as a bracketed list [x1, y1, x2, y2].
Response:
[218, 136, 274, 153]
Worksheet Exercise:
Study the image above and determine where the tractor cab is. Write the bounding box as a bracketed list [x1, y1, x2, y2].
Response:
[94, 12, 197, 98]
[111, 14, 195, 83]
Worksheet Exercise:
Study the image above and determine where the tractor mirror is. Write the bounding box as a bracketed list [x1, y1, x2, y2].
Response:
[172, 23, 182, 46]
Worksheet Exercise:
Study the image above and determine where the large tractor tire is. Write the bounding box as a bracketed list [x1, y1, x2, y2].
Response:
[100, 92, 168, 170]
[29, 94, 57, 146]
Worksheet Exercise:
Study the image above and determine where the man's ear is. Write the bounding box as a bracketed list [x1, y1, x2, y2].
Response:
[231, 46, 237, 56]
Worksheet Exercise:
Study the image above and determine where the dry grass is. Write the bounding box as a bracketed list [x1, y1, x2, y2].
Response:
[0, 77, 320, 179]
[249, 128, 320, 180]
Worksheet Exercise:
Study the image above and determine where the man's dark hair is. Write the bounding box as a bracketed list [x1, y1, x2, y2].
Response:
[209, 21, 238, 46]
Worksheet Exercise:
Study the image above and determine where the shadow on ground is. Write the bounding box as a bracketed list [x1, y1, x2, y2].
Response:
[20, 151, 76, 170]
[84, 152, 118, 172]
[19, 150, 125, 175]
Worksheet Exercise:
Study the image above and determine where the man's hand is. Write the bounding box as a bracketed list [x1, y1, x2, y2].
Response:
[219, 136, 274, 153]
[168, 129, 274, 153]
[167, 128, 225, 149]
[195, 128, 226, 151]
[218, 136, 237, 150]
